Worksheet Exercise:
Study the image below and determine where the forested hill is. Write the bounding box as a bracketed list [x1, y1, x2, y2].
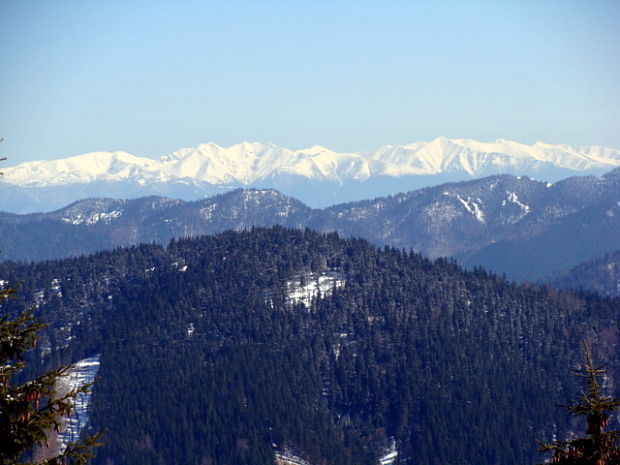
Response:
[2, 168, 620, 285]
[1, 227, 619, 465]
[548, 249, 620, 298]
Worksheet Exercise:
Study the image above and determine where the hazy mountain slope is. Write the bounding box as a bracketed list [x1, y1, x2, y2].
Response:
[2, 138, 619, 213]
[2, 169, 620, 287]
[461, 197, 620, 281]
[326, 175, 547, 257]
[547, 249, 620, 297]
[327, 169, 620, 259]
[2, 228, 619, 465]
[0, 190, 319, 262]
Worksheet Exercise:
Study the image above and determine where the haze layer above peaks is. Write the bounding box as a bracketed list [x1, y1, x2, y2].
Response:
[2, 138, 619, 213]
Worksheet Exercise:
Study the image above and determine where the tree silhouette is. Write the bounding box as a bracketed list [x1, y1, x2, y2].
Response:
[0, 286, 102, 465]
[538, 342, 620, 464]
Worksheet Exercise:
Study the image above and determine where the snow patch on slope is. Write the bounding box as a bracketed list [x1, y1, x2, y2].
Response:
[503, 191, 531, 213]
[379, 439, 399, 465]
[456, 194, 485, 222]
[61, 210, 123, 225]
[286, 271, 345, 307]
[51, 278, 62, 297]
[273, 438, 398, 465]
[56, 356, 100, 449]
[274, 448, 314, 465]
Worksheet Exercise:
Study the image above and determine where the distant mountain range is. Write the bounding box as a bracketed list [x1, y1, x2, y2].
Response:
[2, 168, 619, 284]
[2, 138, 620, 213]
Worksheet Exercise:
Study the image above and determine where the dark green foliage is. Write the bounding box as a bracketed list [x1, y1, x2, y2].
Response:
[0, 289, 102, 464]
[538, 343, 620, 464]
[1, 227, 619, 465]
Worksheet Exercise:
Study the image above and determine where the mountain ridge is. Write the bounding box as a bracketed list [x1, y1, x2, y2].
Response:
[3, 137, 620, 213]
[2, 169, 619, 285]
[548, 249, 620, 297]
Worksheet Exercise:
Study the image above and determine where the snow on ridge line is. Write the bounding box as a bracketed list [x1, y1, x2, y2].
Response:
[3, 138, 620, 188]
[61, 209, 123, 225]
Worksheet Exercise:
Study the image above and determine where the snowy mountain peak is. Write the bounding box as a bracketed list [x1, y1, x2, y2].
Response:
[299, 145, 333, 155]
[2, 138, 620, 213]
[5, 138, 620, 189]
[2, 151, 162, 187]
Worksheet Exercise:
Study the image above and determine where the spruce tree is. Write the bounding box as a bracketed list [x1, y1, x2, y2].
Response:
[0, 286, 102, 464]
[538, 342, 620, 464]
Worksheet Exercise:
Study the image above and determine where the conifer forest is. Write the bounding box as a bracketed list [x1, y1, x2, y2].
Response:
[1, 228, 619, 464]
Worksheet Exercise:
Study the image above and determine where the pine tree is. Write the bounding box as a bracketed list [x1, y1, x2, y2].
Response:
[0, 286, 102, 465]
[538, 342, 620, 464]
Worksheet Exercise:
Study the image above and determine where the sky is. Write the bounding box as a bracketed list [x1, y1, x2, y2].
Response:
[1, 0, 619, 164]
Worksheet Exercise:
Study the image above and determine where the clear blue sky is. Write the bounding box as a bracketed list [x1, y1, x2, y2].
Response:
[1, 0, 619, 164]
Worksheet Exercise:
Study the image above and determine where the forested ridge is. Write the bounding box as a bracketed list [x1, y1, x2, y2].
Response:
[549, 249, 620, 298]
[1, 227, 619, 465]
[3, 168, 620, 287]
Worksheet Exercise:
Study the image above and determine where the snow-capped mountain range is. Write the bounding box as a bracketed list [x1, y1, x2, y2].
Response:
[2, 137, 620, 213]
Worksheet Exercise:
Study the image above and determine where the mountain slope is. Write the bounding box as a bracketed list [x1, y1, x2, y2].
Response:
[460, 198, 620, 281]
[547, 249, 620, 297]
[2, 138, 619, 213]
[327, 174, 549, 257]
[2, 169, 619, 285]
[2, 228, 619, 465]
[0, 190, 319, 262]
